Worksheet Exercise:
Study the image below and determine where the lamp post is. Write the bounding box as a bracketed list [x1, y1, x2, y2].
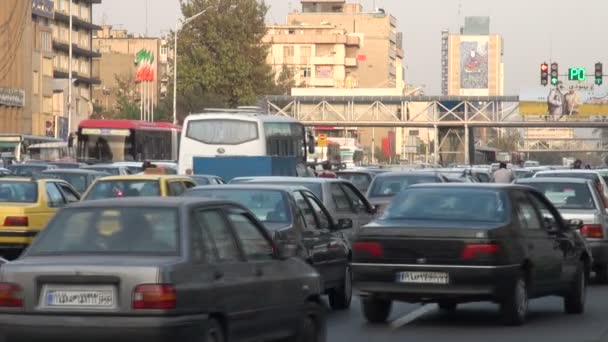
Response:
[172, 7, 213, 125]
[67, 0, 73, 135]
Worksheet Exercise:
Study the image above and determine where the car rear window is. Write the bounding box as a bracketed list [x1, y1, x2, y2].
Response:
[383, 188, 508, 223]
[522, 182, 596, 210]
[369, 175, 440, 197]
[85, 167, 119, 175]
[0, 181, 37, 203]
[46, 173, 88, 193]
[191, 176, 210, 185]
[27, 207, 179, 256]
[538, 173, 599, 182]
[7, 165, 48, 176]
[186, 189, 290, 224]
[337, 173, 372, 191]
[84, 180, 161, 200]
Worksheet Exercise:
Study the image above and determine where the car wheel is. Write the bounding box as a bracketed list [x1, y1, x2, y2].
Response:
[564, 262, 586, 314]
[328, 265, 352, 310]
[201, 319, 224, 342]
[362, 297, 392, 323]
[500, 274, 528, 326]
[595, 264, 608, 284]
[438, 301, 458, 312]
[291, 301, 326, 342]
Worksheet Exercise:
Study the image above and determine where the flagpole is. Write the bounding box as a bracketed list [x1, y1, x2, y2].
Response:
[140, 82, 143, 120]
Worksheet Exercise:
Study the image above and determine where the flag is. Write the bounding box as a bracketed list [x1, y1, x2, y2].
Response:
[135, 49, 155, 82]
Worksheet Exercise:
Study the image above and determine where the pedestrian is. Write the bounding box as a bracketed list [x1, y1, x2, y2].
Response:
[572, 159, 583, 169]
[565, 88, 582, 116]
[585, 164, 592, 170]
[317, 161, 337, 178]
[493, 162, 514, 183]
[547, 81, 565, 119]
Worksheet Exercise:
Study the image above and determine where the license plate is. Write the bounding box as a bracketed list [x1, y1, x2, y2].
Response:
[45, 289, 114, 307]
[396, 271, 449, 284]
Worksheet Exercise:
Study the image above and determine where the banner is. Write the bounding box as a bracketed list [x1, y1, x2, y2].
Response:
[460, 38, 489, 89]
[520, 84, 608, 115]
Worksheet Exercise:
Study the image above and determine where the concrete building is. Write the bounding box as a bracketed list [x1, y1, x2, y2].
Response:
[51, 0, 102, 134]
[264, 24, 361, 89]
[92, 25, 170, 111]
[286, 0, 405, 89]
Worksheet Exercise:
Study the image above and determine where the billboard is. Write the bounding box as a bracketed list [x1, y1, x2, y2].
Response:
[460, 37, 489, 89]
[520, 83, 608, 115]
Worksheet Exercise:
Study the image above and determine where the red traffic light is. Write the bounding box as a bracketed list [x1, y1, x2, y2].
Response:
[541, 63, 549, 72]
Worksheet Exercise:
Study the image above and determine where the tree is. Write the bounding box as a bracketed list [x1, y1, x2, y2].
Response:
[272, 64, 296, 95]
[488, 129, 522, 152]
[173, 0, 274, 120]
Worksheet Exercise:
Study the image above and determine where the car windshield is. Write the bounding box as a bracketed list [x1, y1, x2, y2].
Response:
[383, 188, 508, 223]
[84, 180, 161, 200]
[522, 182, 596, 210]
[369, 175, 440, 197]
[0, 181, 37, 203]
[85, 167, 120, 175]
[7, 165, 47, 176]
[514, 170, 535, 179]
[26, 207, 179, 256]
[337, 173, 372, 192]
[186, 189, 291, 224]
[538, 172, 598, 182]
[46, 173, 89, 193]
[190, 176, 211, 185]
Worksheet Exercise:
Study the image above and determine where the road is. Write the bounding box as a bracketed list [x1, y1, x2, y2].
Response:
[327, 285, 608, 342]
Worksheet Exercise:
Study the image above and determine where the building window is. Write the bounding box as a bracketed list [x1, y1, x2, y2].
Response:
[43, 57, 53, 77]
[41, 32, 52, 52]
[300, 46, 311, 65]
[33, 71, 40, 95]
[300, 67, 311, 78]
[43, 97, 53, 115]
[283, 45, 294, 63]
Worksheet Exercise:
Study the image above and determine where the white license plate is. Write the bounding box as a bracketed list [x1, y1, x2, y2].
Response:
[45, 289, 114, 307]
[396, 271, 449, 284]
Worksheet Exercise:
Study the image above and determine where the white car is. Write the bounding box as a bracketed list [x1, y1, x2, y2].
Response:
[534, 170, 608, 200]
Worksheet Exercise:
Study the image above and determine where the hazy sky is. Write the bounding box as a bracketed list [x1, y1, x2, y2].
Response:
[94, 0, 608, 95]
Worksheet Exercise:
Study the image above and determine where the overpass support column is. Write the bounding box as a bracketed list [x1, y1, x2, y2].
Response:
[464, 124, 470, 165]
[433, 124, 439, 165]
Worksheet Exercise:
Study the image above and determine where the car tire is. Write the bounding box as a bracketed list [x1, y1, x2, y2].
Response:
[595, 264, 608, 284]
[438, 301, 458, 312]
[362, 297, 392, 324]
[201, 319, 224, 342]
[500, 274, 528, 326]
[328, 265, 352, 310]
[291, 301, 326, 342]
[564, 262, 586, 314]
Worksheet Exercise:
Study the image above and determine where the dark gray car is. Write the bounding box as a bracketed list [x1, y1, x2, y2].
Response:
[41, 169, 110, 194]
[0, 198, 325, 342]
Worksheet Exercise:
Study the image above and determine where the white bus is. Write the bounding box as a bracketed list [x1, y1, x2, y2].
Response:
[178, 110, 314, 174]
[340, 145, 364, 169]
[0, 134, 63, 162]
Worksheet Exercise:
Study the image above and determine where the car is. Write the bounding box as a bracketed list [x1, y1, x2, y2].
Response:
[81, 164, 131, 176]
[514, 169, 536, 179]
[187, 174, 226, 186]
[82, 175, 197, 200]
[232, 177, 375, 241]
[534, 170, 608, 202]
[38, 161, 84, 169]
[0, 177, 80, 259]
[185, 184, 353, 310]
[6, 164, 57, 177]
[366, 171, 447, 214]
[110, 162, 145, 174]
[351, 183, 590, 326]
[336, 170, 378, 193]
[40, 169, 111, 194]
[0, 168, 10, 176]
[516, 177, 608, 283]
[0, 198, 326, 342]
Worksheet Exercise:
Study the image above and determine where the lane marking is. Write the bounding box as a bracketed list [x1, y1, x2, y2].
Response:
[390, 303, 439, 329]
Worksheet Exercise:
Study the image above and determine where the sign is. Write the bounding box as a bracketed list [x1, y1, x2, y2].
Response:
[32, 0, 54, 19]
[568, 68, 586, 81]
[81, 128, 131, 137]
[0, 88, 25, 107]
[520, 86, 608, 115]
[317, 134, 328, 148]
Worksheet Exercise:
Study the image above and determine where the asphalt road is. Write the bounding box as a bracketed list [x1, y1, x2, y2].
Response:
[326, 285, 608, 342]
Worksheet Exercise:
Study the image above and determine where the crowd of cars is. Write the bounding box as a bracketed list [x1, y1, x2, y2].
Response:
[0, 160, 607, 340]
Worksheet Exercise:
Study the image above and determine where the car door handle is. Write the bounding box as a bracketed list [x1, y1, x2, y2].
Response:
[213, 270, 224, 280]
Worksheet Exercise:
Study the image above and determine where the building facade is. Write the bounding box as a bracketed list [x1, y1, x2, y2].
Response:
[286, 0, 404, 89]
[92, 25, 169, 111]
[264, 24, 360, 89]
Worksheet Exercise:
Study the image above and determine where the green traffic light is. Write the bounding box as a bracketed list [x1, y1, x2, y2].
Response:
[596, 78, 603, 86]
[551, 77, 558, 85]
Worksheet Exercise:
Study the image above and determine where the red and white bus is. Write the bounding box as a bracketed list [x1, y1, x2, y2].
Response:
[76, 120, 181, 163]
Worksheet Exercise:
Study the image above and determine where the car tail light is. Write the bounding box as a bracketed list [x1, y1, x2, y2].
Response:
[461, 244, 500, 260]
[3, 217, 28, 227]
[353, 242, 383, 257]
[0, 283, 23, 307]
[581, 224, 604, 239]
[133, 284, 176, 309]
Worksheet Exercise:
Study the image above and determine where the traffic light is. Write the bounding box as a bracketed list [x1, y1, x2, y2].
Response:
[541, 63, 549, 86]
[595, 62, 603, 86]
[550, 63, 559, 85]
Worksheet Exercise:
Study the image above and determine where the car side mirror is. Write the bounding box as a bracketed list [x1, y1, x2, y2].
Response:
[568, 219, 584, 231]
[543, 217, 560, 234]
[336, 218, 353, 230]
[276, 243, 298, 260]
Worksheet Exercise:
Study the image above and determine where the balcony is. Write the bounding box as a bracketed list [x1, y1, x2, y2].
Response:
[53, 40, 101, 58]
[312, 55, 337, 65]
[345, 57, 357, 67]
[54, 11, 102, 31]
[53, 68, 100, 85]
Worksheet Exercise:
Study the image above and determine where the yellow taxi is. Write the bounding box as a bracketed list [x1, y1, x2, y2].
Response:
[81, 174, 196, 201]
[0, 177, 80, 255]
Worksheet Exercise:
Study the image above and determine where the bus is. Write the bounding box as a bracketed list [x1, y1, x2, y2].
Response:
[76, 120, 181, 163]
[178, 110, 315, 174]
[340, 145, 364, 168]
[27, 142, 73, 161]
[0, 134, 63, 162]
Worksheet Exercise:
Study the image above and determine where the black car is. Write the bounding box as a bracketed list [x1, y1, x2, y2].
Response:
[0, 198, 326, 342]
[352, 184, 590, 325]
[7, 164, 56, 177]
[185, 184, 353, 310]
[40, 169, 111, 194]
